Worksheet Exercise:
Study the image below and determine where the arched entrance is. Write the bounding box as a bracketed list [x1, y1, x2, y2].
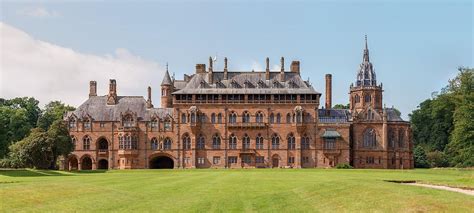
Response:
[81, 156, 93, 170]
[98, 159, 108, 169]
[272, 155, 279, 168]
[149, 156, 174, 169]
[97, 138, 108, 150]
[69, 156, 78, 170]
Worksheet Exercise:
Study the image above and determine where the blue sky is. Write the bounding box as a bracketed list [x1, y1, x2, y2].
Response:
[1, 0, 472, 119]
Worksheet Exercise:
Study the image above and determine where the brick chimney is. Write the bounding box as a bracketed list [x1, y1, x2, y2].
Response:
[325, 74, 332, 109]
[89, 81, 97, 97]
[265, 57, 270, 80]
[107, 79, 117, 105]
[290, 61, 300, 74]
[146, 86, 153, 109]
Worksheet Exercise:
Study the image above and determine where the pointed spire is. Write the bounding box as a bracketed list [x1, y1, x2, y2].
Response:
[161, 63, 172, 86]
[363, 35, 370, 62]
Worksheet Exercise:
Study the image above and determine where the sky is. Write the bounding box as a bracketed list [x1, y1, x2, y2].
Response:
[1, 0, 472, 120]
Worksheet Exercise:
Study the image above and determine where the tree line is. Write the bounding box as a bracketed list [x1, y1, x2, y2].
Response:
[0, 98, 75, 169]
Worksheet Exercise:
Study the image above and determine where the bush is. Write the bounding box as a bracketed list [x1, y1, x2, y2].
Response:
[426, 151, 450, 168]
[336, 163, 353, 169]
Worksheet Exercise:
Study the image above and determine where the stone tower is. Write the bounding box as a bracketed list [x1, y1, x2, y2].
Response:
[161, 65, 173, 108]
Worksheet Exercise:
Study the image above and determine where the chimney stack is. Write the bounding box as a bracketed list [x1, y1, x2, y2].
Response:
[208, 56, 213, 83]
[223, 57, 228, 80]
[279, 57, 285, 81]
[146, 86, 153, 108]
[325, 74, 332, 109]
[89, 81, 97, 97]
[265, 57, 270, 80]
[195, 64, 206, 74]
[107, 79, 117, 105]
[290, 61, 300, 74]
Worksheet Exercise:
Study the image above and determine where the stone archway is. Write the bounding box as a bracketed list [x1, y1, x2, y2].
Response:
[69, 156, 78, 170]
[149, 156, 174, 169]
[81, 156, 93, 170]
[98, 159, 108, 170]
[97, 138, 108, 150]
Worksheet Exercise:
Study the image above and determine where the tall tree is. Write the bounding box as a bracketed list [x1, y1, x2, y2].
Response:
[46, 120, 74, 169]
[37, 101, 75, 130]
[8, 128, 53, 169]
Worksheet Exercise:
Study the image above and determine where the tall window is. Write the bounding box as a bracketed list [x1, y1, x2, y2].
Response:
[286, 113, 291, 124]
[191, 113, 196, 123]
[151, 119, 158, 129]
[71, 136, 76, 150]
[256, 134, 264, 149]
[83, 135, 91, 150]
[364, 94, 371, 103]
[151, 137, 159, 150]
[212, 134, 221, 149]
[242, 111, 250, 123]
[301, 135, 310, 149]
[69, 118, 76, 128]
[229, 134, 237, 149]
[163, 138, 172, 150]
[217, 113, 222, 124]
[242, 134, 250, 149]
[398, 129, 405, 148]
[256, 112, 264, 123]
[119, 134, 138, 150]
[324, 138, 336, 149]
[123, 115, 134, 127]
[269, 113, 274, 124]
[355, 94, 360, 103]
[389, 129, 395, 148]
[200, 114, 207, 123]
[363, 128, 377, 148]
[276, 113, 281, 124]
[229, 112, 237, 124]
[182, 134, 191, 150]
[83, 119, 91, 130]
[181, 113, 187, 123]
[197, 135, 205, 149]
[211, 113, 216, 124]
[287, 133, 296, 150]
[366, 109, 375, 120]
[164, 120, 171, 131]
[271, 134, 280, 149]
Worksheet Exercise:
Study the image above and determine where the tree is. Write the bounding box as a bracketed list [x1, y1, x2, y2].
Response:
[37, 101, 75, 130]
[46, 120, 74, 169]
[413, 146, 429, 168]
[1, 97, 41, 128]
[333, 103, 349, 109]
[8, 128, 53, 169]
[0, 106, 32, 158]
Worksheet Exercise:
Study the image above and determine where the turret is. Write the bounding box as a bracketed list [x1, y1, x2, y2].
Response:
[161, 65, 173, 108]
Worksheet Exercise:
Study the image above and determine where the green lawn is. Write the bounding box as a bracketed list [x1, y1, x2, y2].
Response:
[1, 169, 473, 212]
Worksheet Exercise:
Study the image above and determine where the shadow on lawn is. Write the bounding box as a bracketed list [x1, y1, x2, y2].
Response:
[0, 169, 75, 177]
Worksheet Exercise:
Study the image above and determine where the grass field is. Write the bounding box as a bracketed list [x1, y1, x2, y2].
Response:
[1, 169, 473, 212]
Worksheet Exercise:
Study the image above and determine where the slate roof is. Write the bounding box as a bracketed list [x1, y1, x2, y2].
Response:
[172, 71, 320, 95]
[384, 108, 404, 122]
[64, 96, 173, 121]
[161, 70, 173, 86]
[322, 129, 342, 138]
[318, 109, 351, 123]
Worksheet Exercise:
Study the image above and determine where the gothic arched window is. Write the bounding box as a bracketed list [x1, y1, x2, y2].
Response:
[197, 134, 205, 149]
[243, 134, 250, 149]
[212, 134, 221, 149]
[301, 135, 310, 149]
[182, 134, 191, 150]
[364, 94, 371, 103]
[83, 118, 91, 130]
[151, 137, 159, 150]
[211, 113, 216, 124]
[229, 134, 237, 149]
[363, 128, 377, 148]
[229, 112, 237, 124]
[355, 94, 360, 103]
[286, 113, 291, 124]
[271, 134, 280, 149]
[69, 118, 76, 128]
[71, 136, 77, 150]
[242, 111, 250, 123]
[256, 111, 264, 123]
[256, 134, 264, 149]
[164, 137, 172, 150]
[217, 113, 222, 124]
[276, 113, 281, 124]
[269, 113, 275, 124]
[123, 115, 134, 127]
[181, 113, 187, 123]
[287, 133, 296, 150]
[398, 129, 405, 148]
[83, 135, 91, 150]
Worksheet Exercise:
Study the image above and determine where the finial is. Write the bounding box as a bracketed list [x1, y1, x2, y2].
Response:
[266, 57, 270, 71]
[365, 34, 368, 50]
[280, 57, 284, 72]
[166, 62, 169, 72]
[224, 57, 228, 70]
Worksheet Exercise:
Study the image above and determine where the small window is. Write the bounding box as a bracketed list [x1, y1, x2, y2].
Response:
[197, 157, 205, 165]
[213, 156, 220, 164]
[269, 113, 274, 124]
[69, 118, 76, 128]
[100, 122, 105, 128]
[302, 156, 309, 163]
[212, 134, 221, 149]
[276, 113, 281, 124]
[151, 119, 158, 128]
[181, 114, 187, 123]
[228, 156, 237, 164]
[288, 157, 295, 164]
[324, 138, 336, 149]
[164, 120, 171, 131]
[256, 156, 264, 164]
[151, 138, 159, 150]
[242, 155, 251, 164]
[286, 113, 291, 124]
[211, 113, 216, 124]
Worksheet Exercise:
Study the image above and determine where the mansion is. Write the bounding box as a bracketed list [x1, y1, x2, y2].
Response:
[63, 37, 413, 170]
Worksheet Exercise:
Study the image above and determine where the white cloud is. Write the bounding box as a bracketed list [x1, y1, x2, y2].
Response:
[17, 7, 60, 18]
[0, 22, 165, 107]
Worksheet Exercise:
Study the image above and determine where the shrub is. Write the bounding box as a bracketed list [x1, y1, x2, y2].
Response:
[336, 163, 353, 169]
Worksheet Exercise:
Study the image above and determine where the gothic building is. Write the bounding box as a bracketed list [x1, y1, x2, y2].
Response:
[63, 37, 413, 170]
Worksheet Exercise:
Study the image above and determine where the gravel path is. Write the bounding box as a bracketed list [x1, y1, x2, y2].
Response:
[404, 183, 474, 196]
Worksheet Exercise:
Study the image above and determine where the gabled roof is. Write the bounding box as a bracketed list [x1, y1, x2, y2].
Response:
[161, 70, 173, 86]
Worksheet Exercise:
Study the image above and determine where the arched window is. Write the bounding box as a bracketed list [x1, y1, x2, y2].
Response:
[181, 113, 187, 123]
[256, 112, 264, 123]
[191, 113, 196, 123]
[212, 134, 221, 149]
[211, 113, 216, 124]
[276, 113, 281, 124]
[363, 128, 377, 148]
[229, 134, 237, 149]
[83, 118, 91, 130]
[120, 134, 138, 150]
[355, 94, 360, 103]
[229, 112, 237, 124]
[287, 133, 296, 150]
[286, 113, 291, 124]
[243, 134, 250, 149]
[364, 94, 371, 103]
[71, 136, 76, 150]
[182, 134, 191, 150]
[242, 111, 250, 123]
[164, 119, 171, 131]
[305, 113, 312, 123]
[389, 129, 395, 148]
[83, 135, 91, 150]
[69, 118, 76, 128]
[151, 118, 158, 129]
[366, 109, 374, 120]
[256, 134, 264, 149]
[301, 135, 310, 149]
[164, 138, 172, 150]
[151, 137, 159, 150]
[269, 113, 275, 124]
[217, 113, 222, 124]
[398, 129, 405, 148]
[271, 134, 280, 149]
[197, 135, 205, 149]
[123, 115, 134, 127]
[200, 114, 207, 123]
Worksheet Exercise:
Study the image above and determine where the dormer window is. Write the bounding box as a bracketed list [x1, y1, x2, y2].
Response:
[69, 118, 76, 128]
[288, 80, 298, 88]
[199, 80, 206, 88]
[123, 115, 134, 127]
[257, 80, 266, 88]
[231, 80, 240, 88]
[83, 119, 91, 130]
[151, 119, 158, 128]
[272, 81, 280, 88]
[164, 119, 171, 131]
[244, 80, 252, 88]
